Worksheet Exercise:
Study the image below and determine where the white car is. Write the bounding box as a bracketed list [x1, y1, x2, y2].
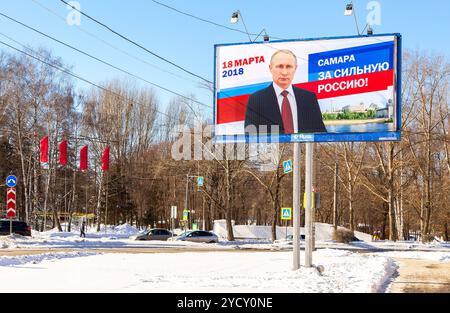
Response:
[168, 230, 219, 243]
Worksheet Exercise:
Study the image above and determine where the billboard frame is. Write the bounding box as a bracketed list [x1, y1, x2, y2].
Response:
[213, 33, 402, 143]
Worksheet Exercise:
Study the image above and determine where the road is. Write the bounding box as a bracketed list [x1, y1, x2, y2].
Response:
[388, 257, 450, 293]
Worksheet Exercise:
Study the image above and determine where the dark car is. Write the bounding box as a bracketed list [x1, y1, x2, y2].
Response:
[0, 220, 32, 236]
[132, 228, 173, 241]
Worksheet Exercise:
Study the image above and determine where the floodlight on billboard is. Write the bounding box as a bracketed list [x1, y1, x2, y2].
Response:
[213, 34, 401, 143]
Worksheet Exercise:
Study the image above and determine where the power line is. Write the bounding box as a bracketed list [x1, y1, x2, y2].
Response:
[0, 12, 212, 109]
[150, 0, 286, 41]
[30, 0, 201, 86]
[0, 39, 175, 120]
[59, 0, 212, 84]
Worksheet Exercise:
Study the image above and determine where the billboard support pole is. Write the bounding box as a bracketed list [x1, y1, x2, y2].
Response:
[292, 142, 301, 270]
[305, 142, 313, 267]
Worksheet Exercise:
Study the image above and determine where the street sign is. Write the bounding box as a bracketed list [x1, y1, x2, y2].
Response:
[281, 207, 292, 220]
[283, 160, 293, 174]
[6, 188, 16, 218]
[197, 176, 204, 187]
[183, 209, 189, 221]
[6, 175, 17, 188]
[171, 206, 177, 219]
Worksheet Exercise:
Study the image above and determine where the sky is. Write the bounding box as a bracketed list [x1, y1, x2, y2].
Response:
[1, 0, 449, 115]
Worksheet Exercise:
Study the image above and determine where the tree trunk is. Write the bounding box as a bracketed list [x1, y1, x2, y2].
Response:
[225, 162, 235, 241]
[348, 181, 354, 231]
[96, 171, 104, 232]
[333, 163, 338, 230]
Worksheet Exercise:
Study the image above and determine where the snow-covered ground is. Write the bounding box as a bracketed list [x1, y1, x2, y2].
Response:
[0, 224, 448, 293]
[0, 249, 397, 293]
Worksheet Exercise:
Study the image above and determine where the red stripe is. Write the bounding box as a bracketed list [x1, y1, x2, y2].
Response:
[296, 70, 394, 100]
[217, 95, 249, 124]
[216, 70, 394, 124]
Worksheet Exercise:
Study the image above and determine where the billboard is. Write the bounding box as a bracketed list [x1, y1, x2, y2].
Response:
[214, 34, 401, 143]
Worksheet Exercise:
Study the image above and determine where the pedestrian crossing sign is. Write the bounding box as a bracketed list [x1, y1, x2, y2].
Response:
[281, 207, 292, 220]
[283, 160, 293, 174]
[183, 210, 189, 221]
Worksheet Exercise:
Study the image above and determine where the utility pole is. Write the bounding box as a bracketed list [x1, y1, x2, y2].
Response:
[305, 142, 314, 268]
[292, 143, 301, 270]
[184, 174, 189, 231]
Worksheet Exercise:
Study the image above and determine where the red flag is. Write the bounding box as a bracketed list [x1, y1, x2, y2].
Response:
[102, 146, 110, 171]
[79, 145, 88, 171]
[59, 140, 67, 166]
[40, 136, 49, 163]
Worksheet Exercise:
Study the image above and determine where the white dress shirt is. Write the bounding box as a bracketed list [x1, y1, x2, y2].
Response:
[272, 83, 298, 133]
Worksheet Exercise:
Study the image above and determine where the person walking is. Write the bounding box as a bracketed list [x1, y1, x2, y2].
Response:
[80, 218, 86, 238]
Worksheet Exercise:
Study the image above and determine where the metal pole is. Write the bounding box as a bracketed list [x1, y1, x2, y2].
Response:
[85, 178, 88, 228]
[312, 145, 316, 252]
[202, 196, 205, 230]
[305, 142, 314, 267]
[43, 168, 47, 231]
[292, 142, 301, 270]
[184, 174, 189, 232]
[64, 166, 67, 232]
[105, 172, 108, 235]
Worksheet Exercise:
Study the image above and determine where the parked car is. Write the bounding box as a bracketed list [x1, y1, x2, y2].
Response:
[168, 230, 219, 243]
[0, 220, 32, 236]
[133, 228, 173, 241]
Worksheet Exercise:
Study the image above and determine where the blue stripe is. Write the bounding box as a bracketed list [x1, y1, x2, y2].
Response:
[214, 132, 401, 144]
[309, 42, 394, 74]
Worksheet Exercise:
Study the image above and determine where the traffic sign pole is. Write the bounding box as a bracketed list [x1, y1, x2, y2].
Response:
[292, 142, 301, 270]
[6, 188, 16, 235]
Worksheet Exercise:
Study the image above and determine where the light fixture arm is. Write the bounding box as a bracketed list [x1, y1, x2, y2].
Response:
[235, 10, 252, 42]
[252, 28, 269, 42]
[351, 1, 361, 35]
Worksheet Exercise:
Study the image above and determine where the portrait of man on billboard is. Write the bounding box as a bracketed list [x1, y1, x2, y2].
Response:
[244, 49, 327, 134]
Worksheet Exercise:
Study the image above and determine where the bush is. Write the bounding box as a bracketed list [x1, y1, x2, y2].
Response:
[333, 228, 356, 243]
[421, 234, 435, 243]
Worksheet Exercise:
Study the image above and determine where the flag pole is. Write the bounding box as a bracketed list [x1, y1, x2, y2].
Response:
[105, 171, 108, 235]
[64, 165, 67, 232]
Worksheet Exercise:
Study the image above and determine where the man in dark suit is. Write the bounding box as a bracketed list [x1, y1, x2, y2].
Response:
[245, 49, 327, 134]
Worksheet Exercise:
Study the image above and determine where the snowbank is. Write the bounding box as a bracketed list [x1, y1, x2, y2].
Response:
[0, 252, 98, 267]
[213, 220, 372, 242]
